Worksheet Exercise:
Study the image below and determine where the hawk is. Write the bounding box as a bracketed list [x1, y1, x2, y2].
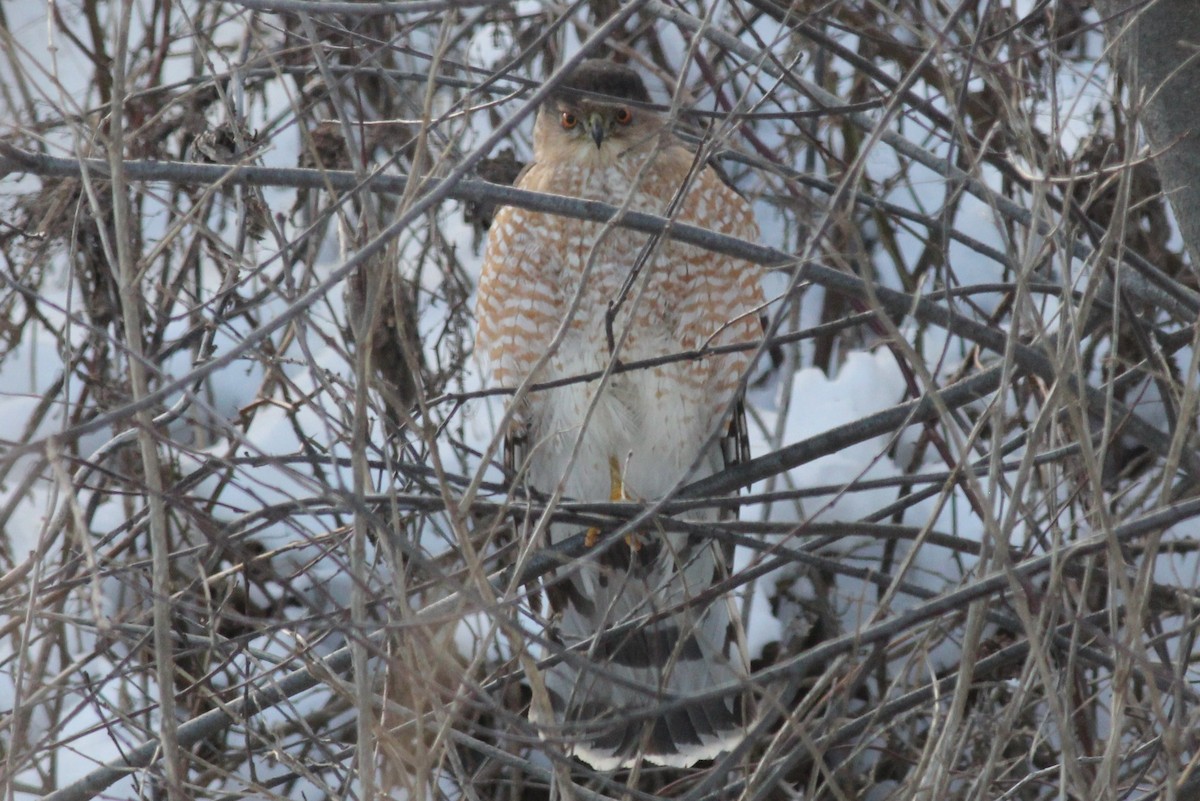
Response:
[475, 59, 764, 769]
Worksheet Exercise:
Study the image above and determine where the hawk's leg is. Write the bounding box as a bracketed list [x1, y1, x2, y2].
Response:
[584, 456, 643, 550]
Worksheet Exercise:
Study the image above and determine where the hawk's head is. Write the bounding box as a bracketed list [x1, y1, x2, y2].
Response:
[535, 60, 659, 161]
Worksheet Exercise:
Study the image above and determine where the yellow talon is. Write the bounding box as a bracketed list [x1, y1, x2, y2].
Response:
[609, 457, 642, 551]
[585, 459, 624, 548]
[608, 456, 625, 502]
[585, 457, 643, 550]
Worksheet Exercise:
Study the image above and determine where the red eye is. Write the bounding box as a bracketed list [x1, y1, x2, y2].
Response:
[615, 108, 632, 125]
[561, 112, 578, 129]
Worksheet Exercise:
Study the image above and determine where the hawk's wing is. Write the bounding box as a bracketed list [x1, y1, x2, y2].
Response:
[721, 397, 752, 488]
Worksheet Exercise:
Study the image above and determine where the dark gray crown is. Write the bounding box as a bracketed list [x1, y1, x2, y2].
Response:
[552, 59, 650, 104]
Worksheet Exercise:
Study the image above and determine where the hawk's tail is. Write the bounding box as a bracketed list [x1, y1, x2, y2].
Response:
[537, 535, 752, 769]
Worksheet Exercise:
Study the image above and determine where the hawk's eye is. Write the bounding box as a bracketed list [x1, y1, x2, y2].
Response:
[615, 108, 633, 125]
[561, 112, 578, 129]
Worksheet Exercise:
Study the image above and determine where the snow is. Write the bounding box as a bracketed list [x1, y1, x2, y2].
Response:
[753, 349, 910, 523]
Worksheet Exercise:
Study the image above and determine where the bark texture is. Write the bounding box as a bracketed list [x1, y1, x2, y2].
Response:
[1097, 0, 1200, 274]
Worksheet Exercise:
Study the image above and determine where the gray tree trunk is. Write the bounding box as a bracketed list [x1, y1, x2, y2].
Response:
[1096, 0, 1200, 276]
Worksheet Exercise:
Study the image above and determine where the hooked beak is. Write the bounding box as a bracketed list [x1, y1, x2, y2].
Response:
[587, 111, 605, 148]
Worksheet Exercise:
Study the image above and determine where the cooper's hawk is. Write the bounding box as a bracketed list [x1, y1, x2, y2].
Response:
[475, 60, 764, 769]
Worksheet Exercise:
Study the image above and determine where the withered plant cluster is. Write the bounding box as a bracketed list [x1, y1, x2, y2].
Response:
[1, 1, 1198, 800]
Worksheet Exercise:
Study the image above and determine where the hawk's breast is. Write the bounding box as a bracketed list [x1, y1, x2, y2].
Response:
[475, 145, 762, 503]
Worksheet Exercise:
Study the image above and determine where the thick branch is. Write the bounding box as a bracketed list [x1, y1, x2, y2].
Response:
[1096, 0, 1200, 274]
[1, 144, 1192, 483]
